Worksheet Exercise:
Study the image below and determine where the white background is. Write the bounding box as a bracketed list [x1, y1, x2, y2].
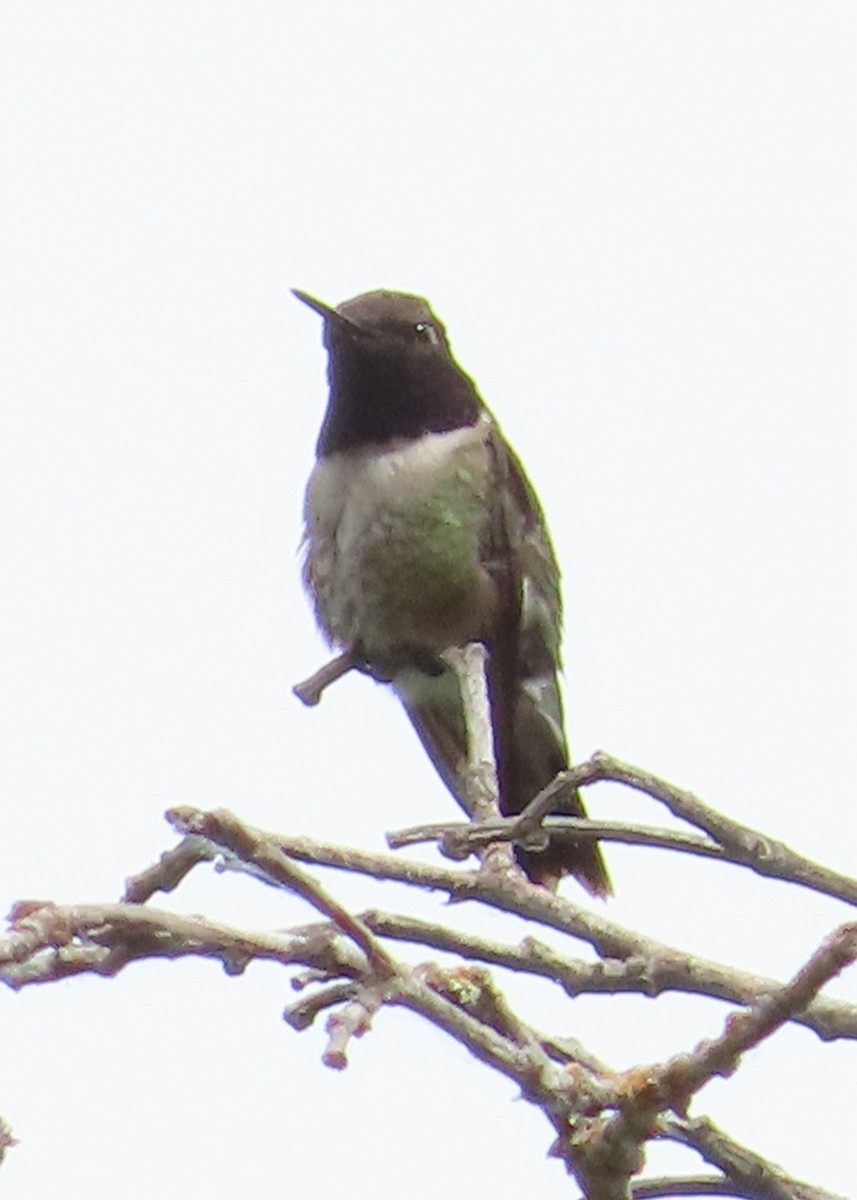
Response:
[1, 4, 854, 1197]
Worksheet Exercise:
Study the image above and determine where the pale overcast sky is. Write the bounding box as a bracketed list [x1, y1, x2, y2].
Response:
[1, 4, 855, 1198]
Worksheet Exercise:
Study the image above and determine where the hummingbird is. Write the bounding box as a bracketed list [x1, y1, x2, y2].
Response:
[294, 288, 610, 897]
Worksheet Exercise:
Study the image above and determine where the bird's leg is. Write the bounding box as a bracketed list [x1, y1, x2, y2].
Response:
[355, 647, 447, 684]
[293, 651, 357, 707]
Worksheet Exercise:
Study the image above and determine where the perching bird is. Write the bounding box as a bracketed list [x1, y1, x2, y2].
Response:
[294, 288, 610, 897]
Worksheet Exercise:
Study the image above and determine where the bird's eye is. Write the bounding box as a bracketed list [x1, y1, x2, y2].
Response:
[414, 321, 440, 345]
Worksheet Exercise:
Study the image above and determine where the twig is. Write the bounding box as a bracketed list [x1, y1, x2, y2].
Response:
[5, 897, 849, 1195]
[358, 909, 857, 1037]
[4, 775, 852, 1198]
[627, 1177, 773, 1198]
[576, 924, 857, 1189]
[322, 980, 388, 1069]
[444, 645, 499, 821]
[650, 922, 857, 1109]
[390, 752, 857, 907]
[388, 814, 724, 862]
[293, 651, 357, 707]
[164, 808, 857, 1043]
[3, 725, 853, 1200]
[572, 753, 857, 908]
[662, 1116, 849, 1200]
[443, 644, 520, 881]
[390, 967, 603, 1126]
[166, 808, 397, 978]
[123, 835, 216, 903]
[283, 982, 357, 1031]
[0, 901, 367, 989]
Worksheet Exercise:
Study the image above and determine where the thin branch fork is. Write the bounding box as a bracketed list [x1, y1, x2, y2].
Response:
[357, 909, 857, 1043]
[0, 901, 369, 989]
[661, 1115, 849, 1200]
[568, 924, 857, 1200]
[2, 813, 852, 1197]
[599, 923, 857, 1132]
[292, 650, 857, 909]
[649, 921, 857, 1107]
[169, 807, 397, 979]
[162, 806, 857, 1044]
[389, 751, 857, 908]
[388, 813, 725, 862]
[575, 753, 857, 908]
[3, 647, 851, 1195]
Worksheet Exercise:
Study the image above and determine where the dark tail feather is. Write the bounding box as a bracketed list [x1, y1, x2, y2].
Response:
[486, 635, 611, 897]
[502, 677, 611, 896]
[396, 661, 611, 897]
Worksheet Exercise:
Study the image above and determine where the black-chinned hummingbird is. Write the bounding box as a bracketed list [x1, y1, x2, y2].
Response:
[294, 288, 610, 897]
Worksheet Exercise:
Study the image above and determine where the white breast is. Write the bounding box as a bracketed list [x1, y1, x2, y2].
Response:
[305, 417, 490, 556]
[303, 415, 494, 654]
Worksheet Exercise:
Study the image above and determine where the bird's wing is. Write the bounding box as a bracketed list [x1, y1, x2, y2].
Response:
[483, 424, 612, 896]
[396, 418, 610, 896]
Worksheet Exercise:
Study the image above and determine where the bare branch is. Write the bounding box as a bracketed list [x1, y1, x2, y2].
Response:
[572, 753, 857, 908]
[358, 908, 857, 1040]
[164, 807, 857, 1043]
[0, 901, 367, 990]
[651, 922, 857, 1109]
[293, 650, 357, 707]
[390, 751, 857, 905]
[123, 835, 215, 903]
[415, 752, 857, 907]
[283, 982, 357, 1031]
[388, 814, 725, 862]
[164, 807, 396, 978]
[5, 742, 853, 1198]
[628, 1175, 763, 1198]
[389, 965, 608, 1137]
[662, 1116, 849, 1200]
[576, 924, 857, 1190]
[443, 644, 519, 877]
[322, 981, 387, 1069]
